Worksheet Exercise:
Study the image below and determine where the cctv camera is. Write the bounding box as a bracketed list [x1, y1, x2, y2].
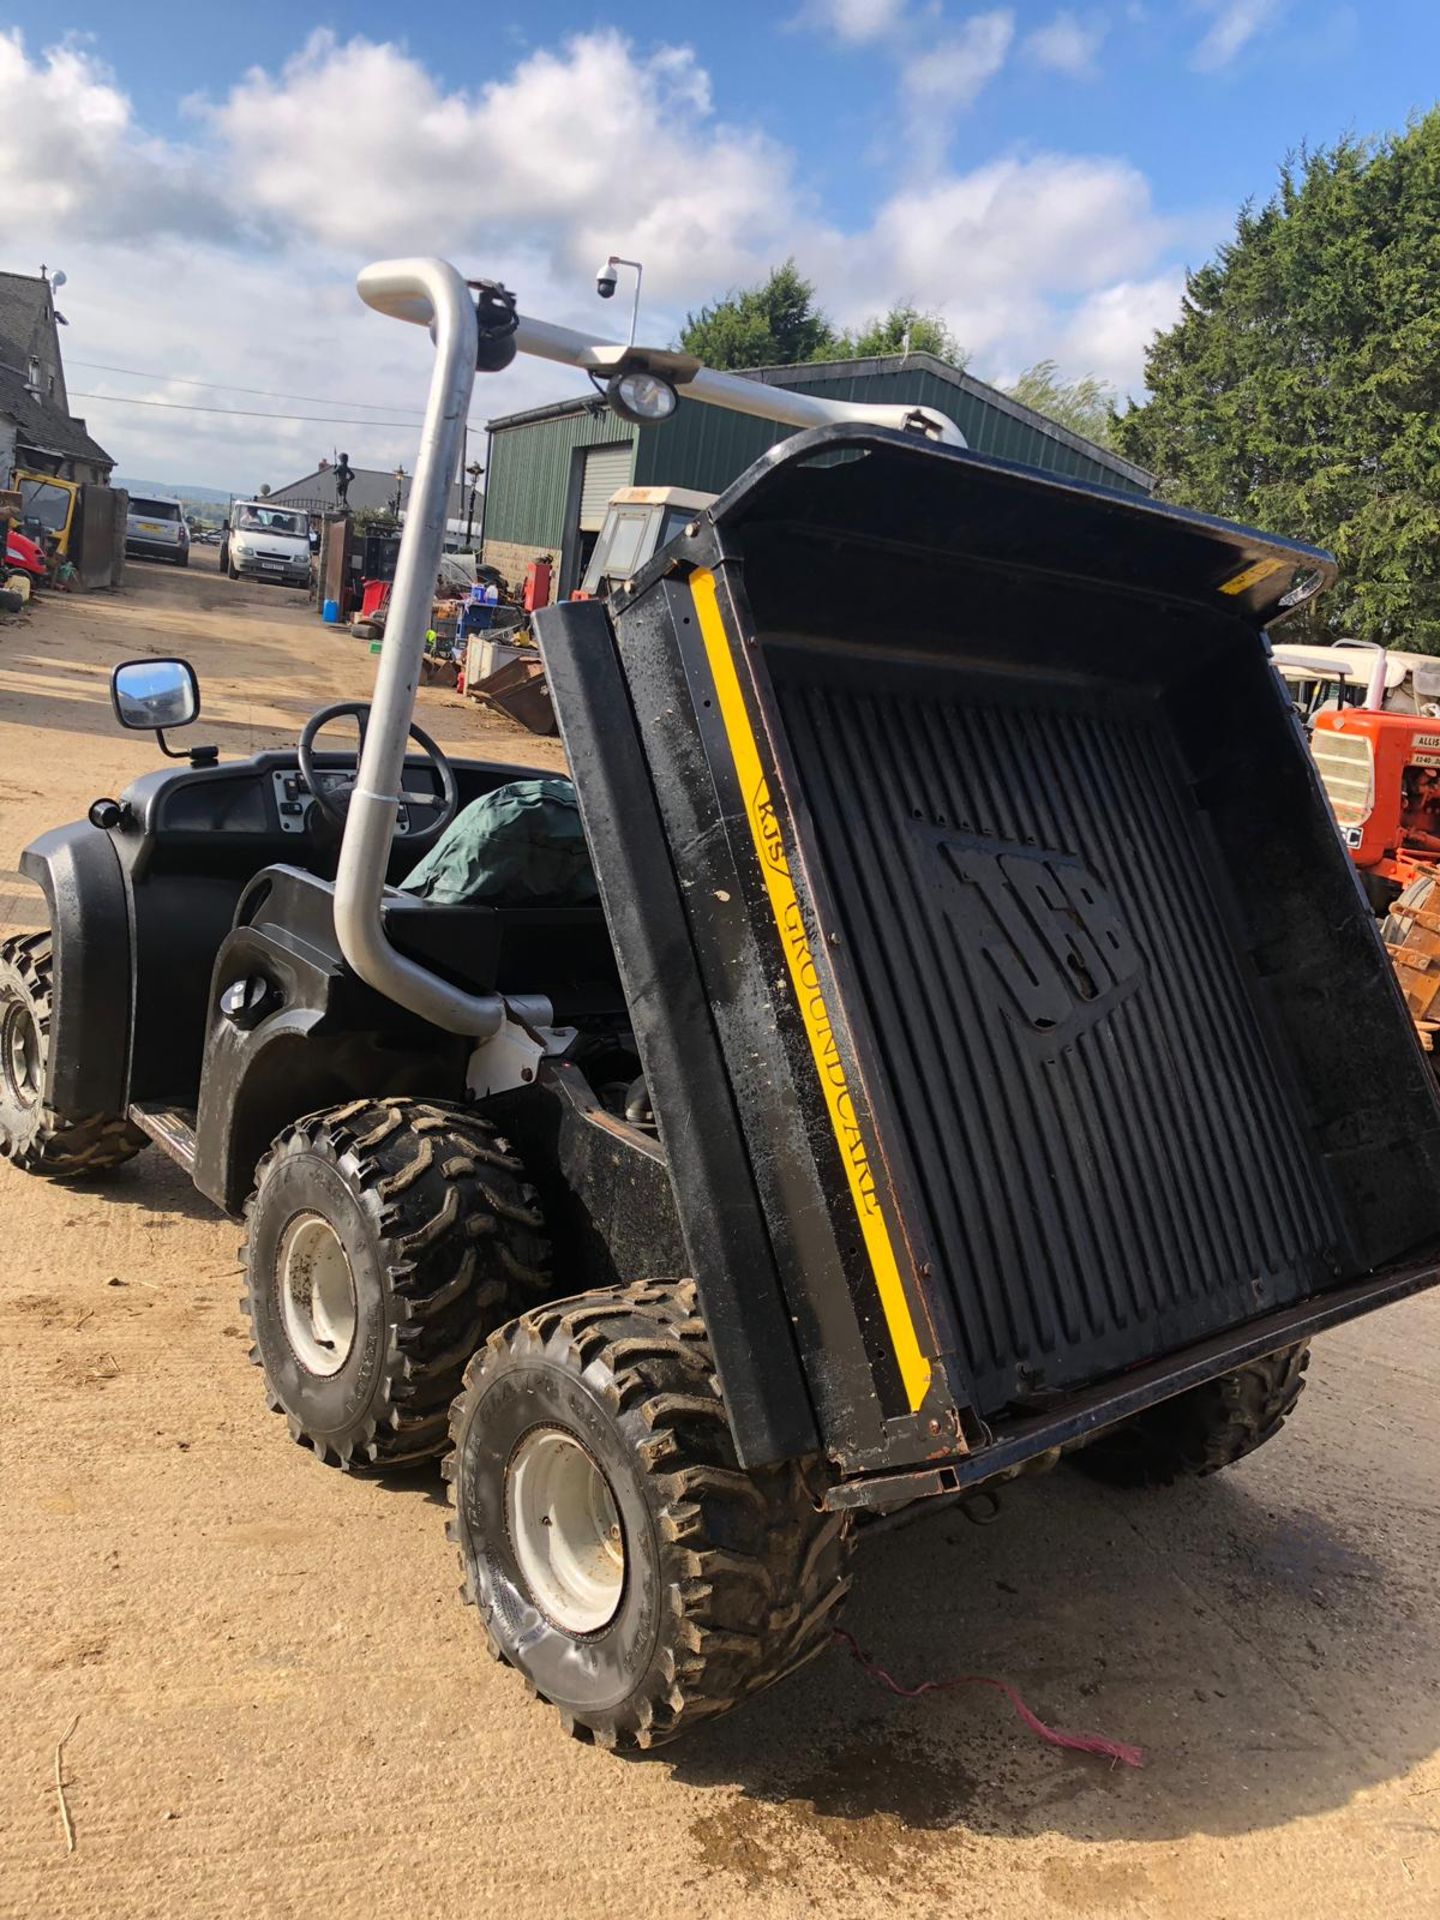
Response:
[595, 259, 618, 299]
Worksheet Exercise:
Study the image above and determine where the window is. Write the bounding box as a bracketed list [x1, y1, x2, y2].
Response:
[235, 504, 307, 536]
[130, 498, 182, 522]
[1311, 730, 1375, 830]
[19, 478, 72, 534]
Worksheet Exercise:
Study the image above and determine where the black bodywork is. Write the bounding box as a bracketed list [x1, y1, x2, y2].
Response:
[22, 424, 1440, 1505]
[21, 750, 644, 1221]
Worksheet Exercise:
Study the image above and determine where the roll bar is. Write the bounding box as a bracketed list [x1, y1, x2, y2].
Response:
[334, 259, 502, 1037]
[338, 256, 966, 1038]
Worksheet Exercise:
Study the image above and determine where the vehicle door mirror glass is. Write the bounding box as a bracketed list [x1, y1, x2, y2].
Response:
[111, 658, 200, 730]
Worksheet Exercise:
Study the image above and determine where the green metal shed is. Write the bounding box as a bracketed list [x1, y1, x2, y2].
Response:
[481, 351, 1151, 590]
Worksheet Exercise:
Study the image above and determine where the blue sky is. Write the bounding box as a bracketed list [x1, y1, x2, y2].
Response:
[2, 2, 1436, 489]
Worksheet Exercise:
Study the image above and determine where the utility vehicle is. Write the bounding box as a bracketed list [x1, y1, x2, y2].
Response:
[4, 258, 1440, 1751]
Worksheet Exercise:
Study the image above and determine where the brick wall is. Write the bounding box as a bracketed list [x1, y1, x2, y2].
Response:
[481, 537, 553, 591]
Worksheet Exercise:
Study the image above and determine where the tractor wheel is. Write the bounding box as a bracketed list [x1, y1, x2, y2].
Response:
[1072, 1344, 1310, 1489]
[0, 932, 148, 1179]
[447, 1280, 854, 1749]
[242, 1098, 551, 1472]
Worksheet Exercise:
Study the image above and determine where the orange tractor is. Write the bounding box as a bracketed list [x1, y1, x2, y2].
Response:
[1299, 653, 1440, 1039]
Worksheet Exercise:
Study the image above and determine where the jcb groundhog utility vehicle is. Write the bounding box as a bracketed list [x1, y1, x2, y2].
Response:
[5, 259, 1440, 1750]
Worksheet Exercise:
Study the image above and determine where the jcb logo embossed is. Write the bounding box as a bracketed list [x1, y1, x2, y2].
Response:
[923, 829, 1143, 1048]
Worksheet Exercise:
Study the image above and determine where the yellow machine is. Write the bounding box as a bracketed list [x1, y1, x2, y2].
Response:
[9, 470, 81, 557]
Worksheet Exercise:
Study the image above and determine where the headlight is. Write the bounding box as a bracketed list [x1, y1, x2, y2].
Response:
[606, 370, 678, 425]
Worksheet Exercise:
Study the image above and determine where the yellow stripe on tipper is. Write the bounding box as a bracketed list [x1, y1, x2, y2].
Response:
[689, 568, 933, 1412]
[1218, 556, 1285, 596]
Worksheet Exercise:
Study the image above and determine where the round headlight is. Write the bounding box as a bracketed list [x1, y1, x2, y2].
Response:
[606, 370, 678, 426]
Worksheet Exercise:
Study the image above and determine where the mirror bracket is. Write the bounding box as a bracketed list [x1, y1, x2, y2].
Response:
[151, 729, 218, 766]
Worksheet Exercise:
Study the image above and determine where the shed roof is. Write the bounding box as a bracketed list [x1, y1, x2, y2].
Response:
[266, 463, 473, 520]
[487, 351, 1149, 491]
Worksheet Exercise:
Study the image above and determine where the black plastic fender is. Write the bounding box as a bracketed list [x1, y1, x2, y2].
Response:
[19, 822, 132, 1118]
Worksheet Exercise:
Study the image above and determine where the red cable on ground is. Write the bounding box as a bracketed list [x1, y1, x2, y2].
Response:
[831, 1627, 1145, 1770]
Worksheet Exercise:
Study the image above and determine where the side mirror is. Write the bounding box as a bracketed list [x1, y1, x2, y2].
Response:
[110, 657, 216, 764]
[111, 657, 199, 731]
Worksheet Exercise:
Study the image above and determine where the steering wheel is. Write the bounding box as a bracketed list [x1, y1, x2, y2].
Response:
[297, 701, 459, 841]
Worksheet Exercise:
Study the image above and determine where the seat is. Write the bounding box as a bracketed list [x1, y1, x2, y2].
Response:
[232, 865, 621, 1013]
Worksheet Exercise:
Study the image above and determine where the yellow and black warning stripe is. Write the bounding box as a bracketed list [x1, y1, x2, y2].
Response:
[690, 567, 933, 1413]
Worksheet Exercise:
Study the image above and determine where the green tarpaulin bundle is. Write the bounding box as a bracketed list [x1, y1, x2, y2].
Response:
[400, 778, 599, 907]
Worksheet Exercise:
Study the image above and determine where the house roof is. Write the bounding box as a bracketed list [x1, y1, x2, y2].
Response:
[487, 351, 1150, 491]
[266, 464, 476, 521]
[0, 269, 112, 471]
[0, 360, 113, 469]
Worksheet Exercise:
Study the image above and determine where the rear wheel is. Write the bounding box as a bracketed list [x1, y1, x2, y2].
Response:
[447, 1280, 854, 1748]
[0, 932, 148, 1178]
[241, 1097, 551, 1471]
[1073, 1344, 1310, 1488]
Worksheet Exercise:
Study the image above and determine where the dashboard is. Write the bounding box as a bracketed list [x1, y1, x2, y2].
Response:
[125, 750, 451, 849]
[269, 767, 435, 837]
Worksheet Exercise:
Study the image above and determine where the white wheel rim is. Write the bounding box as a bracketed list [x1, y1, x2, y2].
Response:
[2, 1000, 40, 1109]
[278, 1214, 358, 1377]
[505, 1428, 625, 1634]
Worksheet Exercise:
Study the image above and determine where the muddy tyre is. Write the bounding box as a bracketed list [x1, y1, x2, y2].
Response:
[242, 1098, 551, 1471]
[0, 932, 148, 1179]
[447, 1280, 854, 1749]
[1073, 1344, 1310, 1489]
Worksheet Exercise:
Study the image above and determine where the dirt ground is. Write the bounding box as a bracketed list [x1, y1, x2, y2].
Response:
[2, 554, 1438, 1920]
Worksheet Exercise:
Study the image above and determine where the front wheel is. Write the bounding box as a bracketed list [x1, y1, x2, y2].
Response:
[0, 932, 148, 1178]
[447, 1281, 854, 1749]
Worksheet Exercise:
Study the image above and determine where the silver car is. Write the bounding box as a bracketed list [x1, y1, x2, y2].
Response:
[125, 495, 190, 568]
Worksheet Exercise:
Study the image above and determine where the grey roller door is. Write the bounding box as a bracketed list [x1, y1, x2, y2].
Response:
[578, 444, 634, 531]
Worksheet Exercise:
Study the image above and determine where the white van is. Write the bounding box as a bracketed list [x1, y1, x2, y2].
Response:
[219, 501, 311, 587]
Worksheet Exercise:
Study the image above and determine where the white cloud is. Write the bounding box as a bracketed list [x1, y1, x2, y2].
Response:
[804, 0, 910, 44]
[1058, 272, 1186, 397]
[208, 30, 803, 297]
[902, 10, 1015, 110]
[1023, 11, 1107, 76]
[900, 10, 1015, 171]
[855, 152, 1169, 355]
[0, 30, 234, 243]
[0, 26, 1193, 486]
[1191, 0, 1284, 71]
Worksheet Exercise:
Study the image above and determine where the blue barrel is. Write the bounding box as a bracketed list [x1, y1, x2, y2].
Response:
[322, 598, 340, 624]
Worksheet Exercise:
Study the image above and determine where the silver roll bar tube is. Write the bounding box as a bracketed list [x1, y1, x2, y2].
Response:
[345, 254, 965, 1039]
[359, 273, 968, 448]
[509, 315, 968, 447]
[338, 258, 505, 1039]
